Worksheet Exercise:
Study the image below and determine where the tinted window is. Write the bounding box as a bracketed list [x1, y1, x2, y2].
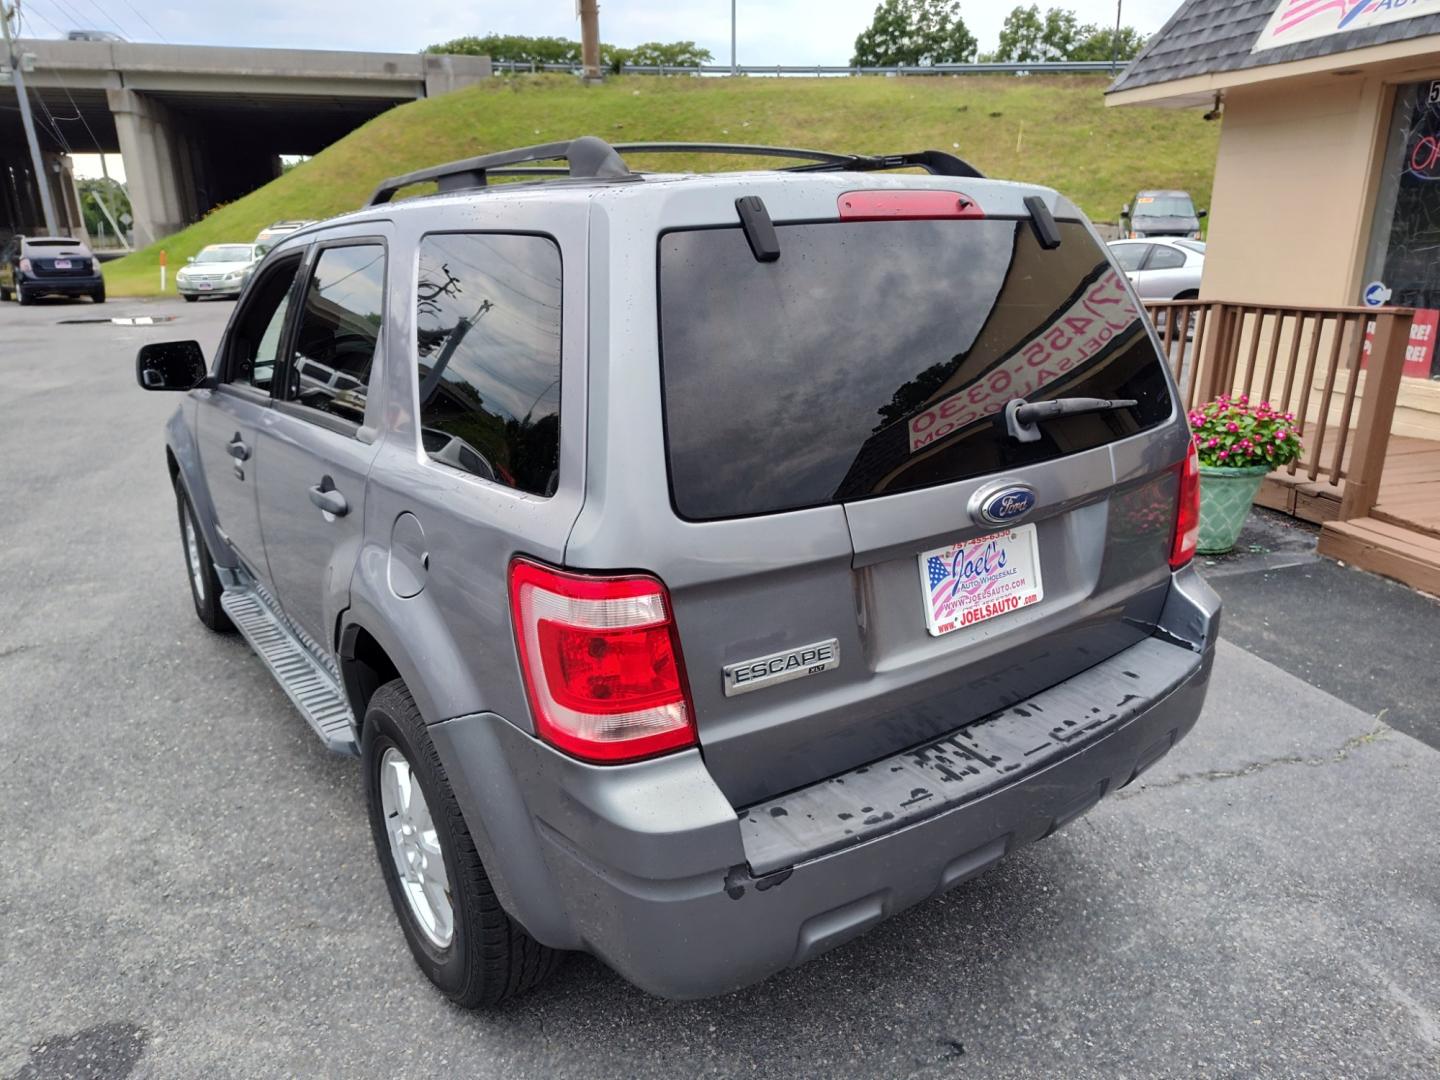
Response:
[415, 233, 562, 496]
[1110, 243, 1148, 272]
[286, 244, 385, 424]
[659, 219, 1172, 520]
[1147, 246, 1186, 270]
[225, 255, 301, 392]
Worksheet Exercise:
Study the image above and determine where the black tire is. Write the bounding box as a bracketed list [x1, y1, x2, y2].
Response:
[17, 287, 32, 306]
[362, 680, 562, 1007]
[92, 286, 106, 304]
[183, 294, 198, 303]
[0, 283, 10, 302]
[174, 482, 232, 632]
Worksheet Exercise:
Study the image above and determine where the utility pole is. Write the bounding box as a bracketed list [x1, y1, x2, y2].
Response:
[1110, 0, 1123, 73]
[731, 0, 737, 75]
[2, 1, 59, 234]
[578, 0, 601, 83]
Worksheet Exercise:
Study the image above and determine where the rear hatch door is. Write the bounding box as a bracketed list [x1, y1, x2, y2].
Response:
[637, 180, 1188, 809]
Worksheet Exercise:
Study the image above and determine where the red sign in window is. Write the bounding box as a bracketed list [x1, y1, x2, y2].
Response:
[1362, 307, 1438, 378]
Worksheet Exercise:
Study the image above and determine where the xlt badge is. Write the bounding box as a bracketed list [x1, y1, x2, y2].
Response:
[722, 639, 840, 697]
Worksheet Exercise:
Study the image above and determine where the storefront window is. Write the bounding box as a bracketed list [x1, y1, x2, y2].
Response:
[1363, 79, 1440, 379]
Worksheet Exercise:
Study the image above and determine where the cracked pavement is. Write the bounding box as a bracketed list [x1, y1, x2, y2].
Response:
[2, 298, 1439, 1078]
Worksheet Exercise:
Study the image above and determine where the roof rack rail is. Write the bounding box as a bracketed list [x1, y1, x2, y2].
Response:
[365, 137, 983, 206]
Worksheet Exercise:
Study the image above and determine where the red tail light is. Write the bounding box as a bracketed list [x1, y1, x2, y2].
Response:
[508, 558, 696, 763]
[1170, 442, 1201, 569]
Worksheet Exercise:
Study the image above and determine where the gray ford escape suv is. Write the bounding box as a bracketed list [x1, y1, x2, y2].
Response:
[138, 137, 1219, 1004]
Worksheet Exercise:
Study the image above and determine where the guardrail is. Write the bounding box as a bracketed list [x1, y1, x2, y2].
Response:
[1143, 299, 1415, 523]
[490, 59, 1126, 77]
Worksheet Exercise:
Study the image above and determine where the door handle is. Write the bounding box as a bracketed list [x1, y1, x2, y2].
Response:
[308, 480, 349, 517]
[227, 436, 250, 461]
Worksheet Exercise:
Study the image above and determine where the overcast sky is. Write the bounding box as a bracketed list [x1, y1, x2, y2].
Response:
[21, 0, 1182, 65]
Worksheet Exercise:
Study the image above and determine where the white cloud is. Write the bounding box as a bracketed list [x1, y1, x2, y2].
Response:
[27, 0, 1183, 63]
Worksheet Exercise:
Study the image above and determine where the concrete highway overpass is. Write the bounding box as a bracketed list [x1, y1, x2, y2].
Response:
[1, 40, 490, 246]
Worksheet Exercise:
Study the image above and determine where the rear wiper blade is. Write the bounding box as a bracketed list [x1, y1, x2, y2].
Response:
[1004, 396, 1138, 443]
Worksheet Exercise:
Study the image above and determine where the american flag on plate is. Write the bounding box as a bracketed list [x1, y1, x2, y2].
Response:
[916, 526, 1045, 638]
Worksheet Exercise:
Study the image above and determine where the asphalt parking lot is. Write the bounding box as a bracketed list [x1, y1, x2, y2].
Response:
[2, 297, 1439, 1079]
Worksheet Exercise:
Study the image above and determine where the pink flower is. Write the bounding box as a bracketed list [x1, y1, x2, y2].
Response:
[1227, 421, 1239, 432]
[1239, 394, 1250, 404]
[1207, 437, 1219, 448]
[1260, 401, 1271, 410]
[1284, 412, 1295, 421]
[1218, 449, 1230, 459]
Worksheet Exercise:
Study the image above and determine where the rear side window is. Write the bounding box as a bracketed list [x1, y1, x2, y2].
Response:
[1148, 246, 1186, 270]
[287, 243, 385, 424]
[658, 218, 1172, 520]
[415, 233, 562, 497]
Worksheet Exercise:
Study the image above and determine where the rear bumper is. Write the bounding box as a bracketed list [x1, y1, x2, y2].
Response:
[19, 273, 102, 296]
[432, 567, 1220, 1000]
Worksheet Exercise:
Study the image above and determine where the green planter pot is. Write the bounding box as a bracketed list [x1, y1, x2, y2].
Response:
[1196, 463, 1271, 555]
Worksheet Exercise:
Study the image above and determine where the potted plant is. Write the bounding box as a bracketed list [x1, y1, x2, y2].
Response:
[1187, 395, 1303, 554]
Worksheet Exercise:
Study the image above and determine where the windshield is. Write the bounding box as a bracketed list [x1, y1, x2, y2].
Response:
[1133, 195, 1195, 218]
[197, 245, 254, 264]
[658, 217, 1173, 521]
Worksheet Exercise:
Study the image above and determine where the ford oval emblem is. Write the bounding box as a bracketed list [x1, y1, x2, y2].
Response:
[972, 483, 1037, 527]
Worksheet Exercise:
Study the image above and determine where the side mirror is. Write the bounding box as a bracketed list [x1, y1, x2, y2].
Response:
[186, 255, 196, 264]
[1197, 208, 1208, 219]
[1121, 203, 1131, 218]
[137, 340, 208, 391]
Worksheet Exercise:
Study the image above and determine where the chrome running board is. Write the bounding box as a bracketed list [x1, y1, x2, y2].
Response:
[218, 571, 357, 755]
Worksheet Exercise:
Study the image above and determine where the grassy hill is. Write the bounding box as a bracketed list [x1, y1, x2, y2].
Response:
[103, 74, 1219, 296]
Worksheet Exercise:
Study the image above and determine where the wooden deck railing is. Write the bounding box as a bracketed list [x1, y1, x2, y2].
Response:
[1142, 300, 1415, 522]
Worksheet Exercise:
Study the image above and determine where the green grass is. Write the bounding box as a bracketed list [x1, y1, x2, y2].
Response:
[103, 74, 1218, 296]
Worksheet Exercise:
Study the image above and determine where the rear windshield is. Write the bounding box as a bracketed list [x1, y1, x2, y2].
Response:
[657, 217, 1173, 520]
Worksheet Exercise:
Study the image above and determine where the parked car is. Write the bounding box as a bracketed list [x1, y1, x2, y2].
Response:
[1108, 236, 1204, 301]
[175, 244, 261, 302]
[0, 235, 105, 304]
[254, 220, 317, 254]
[137, 137, 1218, 1006]
[1121, 189, 1206, 239]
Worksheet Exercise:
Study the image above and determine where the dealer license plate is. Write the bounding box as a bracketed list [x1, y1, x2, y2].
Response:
[54, 259, 71, 269]
[917, 525, 1044, 637]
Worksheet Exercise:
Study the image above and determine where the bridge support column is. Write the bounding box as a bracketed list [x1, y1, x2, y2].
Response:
[107, 87, 188, 247]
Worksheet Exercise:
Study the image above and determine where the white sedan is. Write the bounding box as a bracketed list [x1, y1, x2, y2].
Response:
[1108, 237, 1205, 301]
[175, 243, 262, 302]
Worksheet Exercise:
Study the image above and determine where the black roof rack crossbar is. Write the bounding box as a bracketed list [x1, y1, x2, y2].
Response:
[615, 142, 982, 178]
[366, 137, 983, 206]
[367, 136, 631, 205]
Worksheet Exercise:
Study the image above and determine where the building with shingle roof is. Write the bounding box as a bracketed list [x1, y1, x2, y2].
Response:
[1108, 0, 1440, 429]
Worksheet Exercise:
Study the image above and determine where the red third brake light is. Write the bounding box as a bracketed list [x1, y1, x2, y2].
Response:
[838, 190, 984, 221]
[508, 558, 696, 764]
[1171, 442, 1201, 569]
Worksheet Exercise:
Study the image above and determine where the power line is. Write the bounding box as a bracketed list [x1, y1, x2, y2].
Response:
[116, 0, 165, 42]
[79, 0, 129, 37]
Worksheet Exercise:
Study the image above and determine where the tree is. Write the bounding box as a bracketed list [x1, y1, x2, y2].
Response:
[851, 0, 978, 67]
[1070, 24, 1147, 62]
[77, 177, 130, 244]
[426, 34, 712, 74]
[994, 5, 1080, 62]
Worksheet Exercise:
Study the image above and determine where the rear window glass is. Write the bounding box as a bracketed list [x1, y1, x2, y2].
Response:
[657, 218, 1173, 520]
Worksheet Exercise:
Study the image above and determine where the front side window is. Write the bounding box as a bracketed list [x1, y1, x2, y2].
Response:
[225, 255, 301, 392]
[286, 243, 385, 424]
[1110, 243, 1148, 272]
[415, 233, 562, 496]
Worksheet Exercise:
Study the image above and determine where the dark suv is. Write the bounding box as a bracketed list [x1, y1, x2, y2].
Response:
[0, 235, 105, 304]
[137, 138, 1219, 1005]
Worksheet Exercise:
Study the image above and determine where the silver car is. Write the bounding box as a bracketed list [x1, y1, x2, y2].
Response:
[175, 243, 261, 301]
[1108, 236, 1204, 301]
[137, 137, 1218, 1005]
